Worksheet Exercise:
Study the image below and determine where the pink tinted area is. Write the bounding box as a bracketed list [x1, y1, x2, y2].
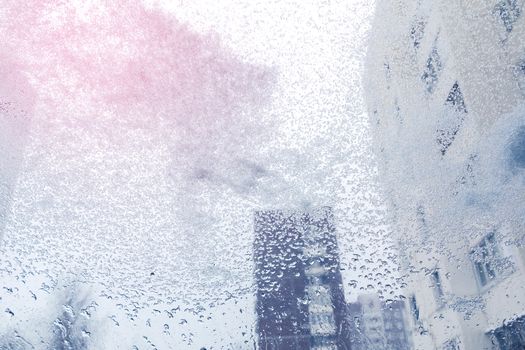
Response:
[0, 56, 35, 143]
[0, 57, 35, 230]
[0, 57, 35, 113]
[1, 0, 272, 127]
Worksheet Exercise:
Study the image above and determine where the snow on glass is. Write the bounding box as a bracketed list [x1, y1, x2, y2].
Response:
[0, 0, 524, 349]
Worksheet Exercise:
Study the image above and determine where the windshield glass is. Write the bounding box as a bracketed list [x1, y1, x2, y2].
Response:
[0, 1, 524, 349]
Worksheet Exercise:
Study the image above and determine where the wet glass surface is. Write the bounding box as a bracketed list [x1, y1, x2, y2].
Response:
[0, 1, 524, 349]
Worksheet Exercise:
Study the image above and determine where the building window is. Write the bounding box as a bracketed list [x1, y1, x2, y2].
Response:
[416, 204, 429, 240]
[470, 232, 501, 287]
[436, 82, 467, 155]
[443, 338, 461, 350]
[384, 62, 392, 91]
[509, 126, 525, 169]
[514, 58, 525, 93]
[444, 82, 467, 113]
[410, 19, 426, 49]
[409, 295, 420, 323]
[384, 62, 391, 80]
[394, 99, 403, 124]
[430, 269, 445, 306]
[416, 205, 426, 226]
[492, 316, 525, 349]
[421, 45, 442, 93]
[494, 0, 523, 33]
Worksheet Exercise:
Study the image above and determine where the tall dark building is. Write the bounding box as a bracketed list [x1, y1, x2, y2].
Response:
[253, 207, 350, 350]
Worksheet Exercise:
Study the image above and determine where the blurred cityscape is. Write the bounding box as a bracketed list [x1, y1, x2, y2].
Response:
[253, 0, 525, 349]
[253, 207, 412, 350]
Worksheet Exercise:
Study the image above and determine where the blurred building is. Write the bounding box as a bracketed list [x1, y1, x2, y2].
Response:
[253, 207, 350, 350]
[346, 294, 412, 350]
[365, 0, 525, 349]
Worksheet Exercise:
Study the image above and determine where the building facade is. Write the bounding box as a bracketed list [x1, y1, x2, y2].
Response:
[365, 0, 525, 349]
[253, 207, 350, 350]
